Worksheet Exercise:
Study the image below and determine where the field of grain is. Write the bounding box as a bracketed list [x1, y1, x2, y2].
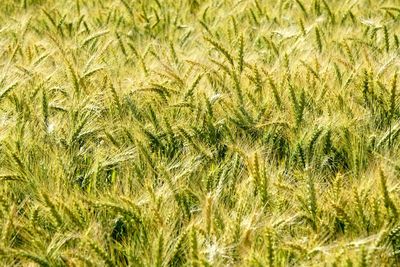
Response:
[1, 0, 400, 266]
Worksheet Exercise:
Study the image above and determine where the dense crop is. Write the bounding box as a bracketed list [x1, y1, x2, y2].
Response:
[1, 0, 400, 266]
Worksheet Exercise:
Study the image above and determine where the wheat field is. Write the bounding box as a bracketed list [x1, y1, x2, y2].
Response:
[0, 0, 400, 266]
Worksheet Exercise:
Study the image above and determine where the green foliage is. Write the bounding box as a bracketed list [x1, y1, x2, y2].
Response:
[0, 0, 400, 266]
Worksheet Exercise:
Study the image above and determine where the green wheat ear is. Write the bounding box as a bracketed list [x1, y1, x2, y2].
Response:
[265, 72, 281, 108]
[237, 34, 244, 73]
[189, 228, 199, 266]
[86, 239, 114, 267]
[169, 230, 187, 266]
[307, 174, 318, 231]
[1, 204, 16, 245]
[155, 232, 164, 267]
[298, 19, 306, 36]
[322, 0, 335, 23]
[0, 82, 18, 104]
[353, 188, 369, 232]
[204, 193, 212, 235]
[295, 0, 308, 18]
[42, 193, 63, 227]
[315, 27, 323, 53]
[14, 250, 50, 267]
[359, 246, 370, 267]
[380, 169, 398, 220]
[394, 34, 399, 49]
[42, 89, 49, 130]
[342, 42, 355, 65]
[204, 36, 235, 66]
[383, 26, 390, 53]
[266, 232, 275, 267]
